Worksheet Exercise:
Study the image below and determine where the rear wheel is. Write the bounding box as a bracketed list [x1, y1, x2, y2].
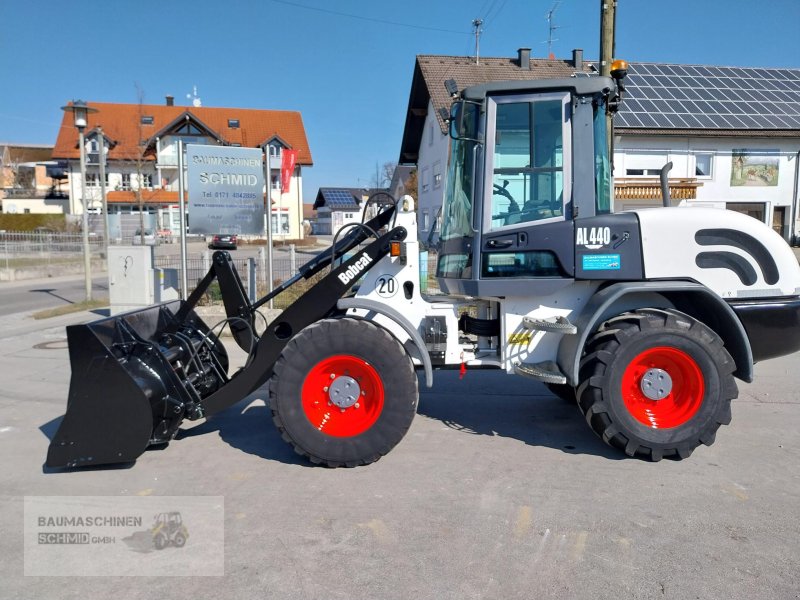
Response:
[269, 318, 418, 467]
[577, 309, 737, 461]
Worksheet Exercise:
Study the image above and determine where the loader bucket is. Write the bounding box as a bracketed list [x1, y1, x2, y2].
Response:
[46, 301, 229, 468]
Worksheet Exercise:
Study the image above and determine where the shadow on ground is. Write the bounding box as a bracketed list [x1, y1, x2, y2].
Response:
[418, 369, 624, 460]
[177, 392, 312, 467]
[39, 369, 623, 470]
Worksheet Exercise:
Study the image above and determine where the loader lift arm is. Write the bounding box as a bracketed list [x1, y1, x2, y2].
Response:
[46, 207, 405, 468]
[197, 222, 407, 416]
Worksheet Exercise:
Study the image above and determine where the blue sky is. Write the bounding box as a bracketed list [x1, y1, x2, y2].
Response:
[2, 0, 799, 203]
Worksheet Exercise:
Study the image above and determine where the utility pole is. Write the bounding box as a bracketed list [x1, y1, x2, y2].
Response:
[97, 126, 109, 259]
[599, 0, 616, 77]
[600, 0, 617, 154]
[472, 19, 483, 65]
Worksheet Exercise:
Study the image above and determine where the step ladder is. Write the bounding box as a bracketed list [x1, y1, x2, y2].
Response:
[514, 316, 577, 384]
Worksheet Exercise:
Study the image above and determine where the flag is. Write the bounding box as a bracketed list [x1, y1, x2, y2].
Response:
[280, 149, 298, 193]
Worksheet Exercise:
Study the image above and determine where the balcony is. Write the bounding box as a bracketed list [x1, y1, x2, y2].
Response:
[614, 177, 703, 201]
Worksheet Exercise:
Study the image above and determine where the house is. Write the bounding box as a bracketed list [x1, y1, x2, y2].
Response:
[0, 144, 67, 214]
[312, 187, 394, 235]
[51, 98, 312, 241]
[388, 164, 416, 204]
[399, 48, 589, 241]
[312, 188, 364, 235]
[398, 50, 800, 244]
[613, 62, 800, 243]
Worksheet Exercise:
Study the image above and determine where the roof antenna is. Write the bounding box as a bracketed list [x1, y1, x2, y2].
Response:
[545, 1, 561, 59]
[186, 85, 202, 108]
[472, 18, 483, 65]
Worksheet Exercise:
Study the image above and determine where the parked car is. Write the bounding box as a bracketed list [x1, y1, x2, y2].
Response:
[132, 229, 157, 245]
[208, 233, 238, 250]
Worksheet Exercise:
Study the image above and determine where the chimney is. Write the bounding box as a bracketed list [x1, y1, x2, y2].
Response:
[572, 48, 584, 72]
[518, 48, 531, 70]
[165, 95, 174, 106]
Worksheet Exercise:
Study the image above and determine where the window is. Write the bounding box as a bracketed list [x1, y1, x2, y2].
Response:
[228, 119, 240, 128]
[695, 153, 714, 178]
[428, 124, 434, 146]
[271, 213, 290, 234]
[141, 116, 154, 125]
[624, 151, 668, 176]
[421, 167, 430, 192]
[593, 99, 611, 214]
[86, 173, 99, 187]
[727, 202, 766, 224]
[140, 173, 153, 188]
[489, 96, 567, 229]
[121, 174, 131, 190]
[422, 209, 430, 230]
[433, 162, 442, 189]
[174, 122, 204, 135]
[267, 142, 283, 157]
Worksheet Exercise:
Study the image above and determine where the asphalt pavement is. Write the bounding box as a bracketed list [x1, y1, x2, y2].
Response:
[0, 297, 799, 599]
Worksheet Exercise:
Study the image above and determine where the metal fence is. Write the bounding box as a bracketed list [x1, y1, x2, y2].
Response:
[0, 230, 442, 305]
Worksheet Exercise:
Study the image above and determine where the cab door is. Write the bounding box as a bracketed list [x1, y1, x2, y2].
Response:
[480, 92, 575, 281]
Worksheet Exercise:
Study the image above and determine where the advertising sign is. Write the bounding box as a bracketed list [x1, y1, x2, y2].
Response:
[186, 144, 264, 234]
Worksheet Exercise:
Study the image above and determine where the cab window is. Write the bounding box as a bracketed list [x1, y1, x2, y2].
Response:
[488, 95, 569, 230]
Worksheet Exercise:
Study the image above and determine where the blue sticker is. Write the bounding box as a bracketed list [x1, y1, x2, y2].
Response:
[583, 254, 621, 270]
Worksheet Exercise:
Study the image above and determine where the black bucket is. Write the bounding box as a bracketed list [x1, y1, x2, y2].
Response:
[46, 301, 229, 468]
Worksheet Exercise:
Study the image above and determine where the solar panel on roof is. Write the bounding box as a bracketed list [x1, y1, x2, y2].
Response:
[617, 62, 800, 130]
[320, 188, 359, 209]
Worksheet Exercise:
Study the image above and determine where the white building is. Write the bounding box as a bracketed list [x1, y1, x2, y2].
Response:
[613, 62, 800, 243]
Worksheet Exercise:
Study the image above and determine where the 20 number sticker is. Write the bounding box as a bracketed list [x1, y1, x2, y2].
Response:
[375, 275, 397, 298]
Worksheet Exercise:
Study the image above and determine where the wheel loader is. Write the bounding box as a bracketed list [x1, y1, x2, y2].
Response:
[46, 63, 800, 469]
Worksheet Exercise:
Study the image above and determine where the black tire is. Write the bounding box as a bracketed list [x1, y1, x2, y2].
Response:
[577, 308, 737, 461]
[545, 383, 576, 403]
[269, 318, 418, 467]
[153, 533, 168, 550]
[173, 532, 186, 548]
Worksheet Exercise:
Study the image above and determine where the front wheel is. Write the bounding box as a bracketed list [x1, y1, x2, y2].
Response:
[269, 318, 419, 467]
[577, 309, 737, 461]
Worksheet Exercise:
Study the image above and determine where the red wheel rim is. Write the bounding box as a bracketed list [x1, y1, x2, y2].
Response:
[621, 346, 704, 429]
[301, 354, 385, 437]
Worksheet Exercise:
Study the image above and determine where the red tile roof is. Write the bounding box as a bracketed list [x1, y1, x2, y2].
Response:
[53, 102, 312, 165]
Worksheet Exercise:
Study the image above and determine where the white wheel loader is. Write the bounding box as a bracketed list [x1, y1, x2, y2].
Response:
[47, 64, 800, 469]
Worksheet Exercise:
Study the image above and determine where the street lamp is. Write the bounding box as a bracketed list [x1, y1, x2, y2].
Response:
[61, 100, 98, 302]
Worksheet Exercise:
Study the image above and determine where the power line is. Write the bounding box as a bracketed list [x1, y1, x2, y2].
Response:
[267, 0, 470, 35]
[484, 0, 509, 26]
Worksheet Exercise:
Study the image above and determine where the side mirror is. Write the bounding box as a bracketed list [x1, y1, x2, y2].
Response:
[448, 100, 481, 141]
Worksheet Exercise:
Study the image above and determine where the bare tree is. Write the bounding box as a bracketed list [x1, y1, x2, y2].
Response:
[0, 145, 29, 191]
[113, 84, 153, 244]
[370, 161, 397, 189]
[404, 169, 418, 205]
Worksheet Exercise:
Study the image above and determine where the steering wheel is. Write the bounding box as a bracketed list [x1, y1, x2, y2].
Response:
[492, 180, 521, 224]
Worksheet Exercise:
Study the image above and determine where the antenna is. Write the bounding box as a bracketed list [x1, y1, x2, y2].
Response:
[186, 85, 202, 108]
[545, 1, 561, 59]
[472, 18, 483, 65]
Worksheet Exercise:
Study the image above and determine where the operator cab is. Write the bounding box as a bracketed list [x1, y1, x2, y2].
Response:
[437, 75, 625, 297]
